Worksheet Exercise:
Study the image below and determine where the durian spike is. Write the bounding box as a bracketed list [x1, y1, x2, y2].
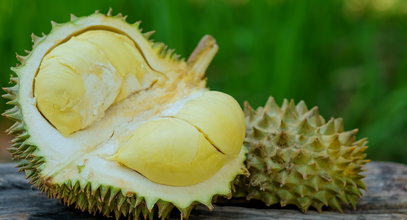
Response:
[70, 14, 77, 21]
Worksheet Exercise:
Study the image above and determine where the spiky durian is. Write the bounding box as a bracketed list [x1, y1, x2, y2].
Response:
[233, 97, 369, 212]
[3, 10, 247, 219]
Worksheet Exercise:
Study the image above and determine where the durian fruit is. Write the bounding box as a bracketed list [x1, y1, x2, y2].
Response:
[3, 10, 247, 219]
[233, 97, 369, 212]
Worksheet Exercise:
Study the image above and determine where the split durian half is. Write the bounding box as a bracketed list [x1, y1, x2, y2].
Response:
[3, 10, 246, 219]
[233, 97, 369, 212]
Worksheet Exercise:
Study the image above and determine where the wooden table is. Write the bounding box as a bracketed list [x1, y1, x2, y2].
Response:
[1, 162, 406, 220]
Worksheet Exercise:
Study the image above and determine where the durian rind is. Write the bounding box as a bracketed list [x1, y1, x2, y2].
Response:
[234, 97, 369, 213]
[3, 10, 246, 220]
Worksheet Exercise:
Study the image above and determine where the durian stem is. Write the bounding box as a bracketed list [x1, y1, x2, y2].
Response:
[187, 35, 218, 76]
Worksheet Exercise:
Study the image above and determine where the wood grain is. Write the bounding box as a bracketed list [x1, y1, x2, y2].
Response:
[0, 162, 406, 220]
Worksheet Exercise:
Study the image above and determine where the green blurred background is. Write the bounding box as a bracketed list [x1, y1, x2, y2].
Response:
[0, 0, 406, 164]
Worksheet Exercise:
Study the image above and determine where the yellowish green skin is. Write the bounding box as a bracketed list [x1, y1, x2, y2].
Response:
[4, 11, 247, 220]
[234, 97, 369, 212]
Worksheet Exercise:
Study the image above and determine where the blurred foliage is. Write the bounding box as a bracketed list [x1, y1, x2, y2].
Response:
[0, 0, 406, 163]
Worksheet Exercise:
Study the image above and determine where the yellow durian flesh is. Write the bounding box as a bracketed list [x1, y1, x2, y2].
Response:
[176, 91, 245, 155]
[113, 118, 228, 186]
[34, 30, 161, 136]
[112, 91, 244, 186]
[33, 28, 245, 187]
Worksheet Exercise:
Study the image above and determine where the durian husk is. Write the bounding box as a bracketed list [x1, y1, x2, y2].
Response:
[2, 9, 246, 220]
[233, 97, 369, 212]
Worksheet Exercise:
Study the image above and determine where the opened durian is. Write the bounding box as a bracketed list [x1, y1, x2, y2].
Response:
[3, 10, 247, 219]
[233, 97, 369, 212]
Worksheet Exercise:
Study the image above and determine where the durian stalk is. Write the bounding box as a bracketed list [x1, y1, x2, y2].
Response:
[187, 35, 218, 76]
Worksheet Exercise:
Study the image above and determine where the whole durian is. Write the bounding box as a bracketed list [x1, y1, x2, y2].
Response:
[3, 10, 247, 219]
[233, 97, 369, 212]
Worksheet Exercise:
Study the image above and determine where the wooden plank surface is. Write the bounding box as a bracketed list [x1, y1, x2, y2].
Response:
[0, 162, 406, 220]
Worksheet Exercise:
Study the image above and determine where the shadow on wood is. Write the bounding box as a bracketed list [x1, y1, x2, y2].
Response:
[0, 162, 406, 220]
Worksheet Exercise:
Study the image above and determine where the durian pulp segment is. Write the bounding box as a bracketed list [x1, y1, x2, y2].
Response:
[34, 30, 163, 136]
[176, 91, 246, 155]
[27, 21, 245, 205]
[112, 91, 245, 186]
